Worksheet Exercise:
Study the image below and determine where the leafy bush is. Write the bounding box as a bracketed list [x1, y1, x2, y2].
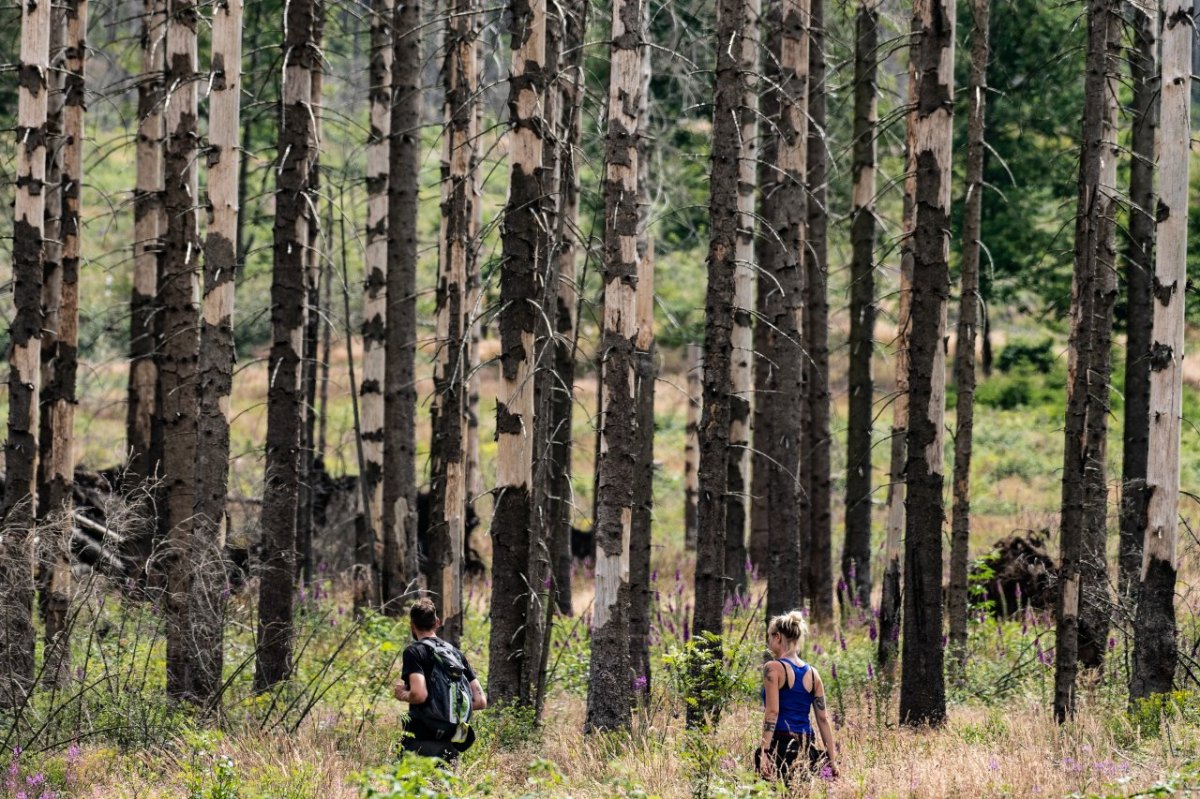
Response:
[996, 338, 1056, 373]
[356, 754, 476, 799]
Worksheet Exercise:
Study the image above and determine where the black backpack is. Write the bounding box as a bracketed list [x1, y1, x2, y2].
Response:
[412, 638, 473, 742]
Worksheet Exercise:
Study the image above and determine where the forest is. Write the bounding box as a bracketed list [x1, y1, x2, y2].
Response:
[1, 0, 1199, 796]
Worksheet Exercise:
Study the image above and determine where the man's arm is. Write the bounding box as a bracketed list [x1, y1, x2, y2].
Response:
[395, 672, 428, 705]
[469, 679, 487, 711]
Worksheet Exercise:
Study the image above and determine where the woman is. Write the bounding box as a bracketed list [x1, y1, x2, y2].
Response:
[756, 611, 839, 783]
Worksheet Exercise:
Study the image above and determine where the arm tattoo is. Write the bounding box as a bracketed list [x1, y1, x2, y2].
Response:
[762, 720, 775, 732]
[813, 696, 826, 712]
[762, 663, 773, 682]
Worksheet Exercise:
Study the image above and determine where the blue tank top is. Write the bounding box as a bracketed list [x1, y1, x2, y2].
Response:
[762, 659, 813, 734]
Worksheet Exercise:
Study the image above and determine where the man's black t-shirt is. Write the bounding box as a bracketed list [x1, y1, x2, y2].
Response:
[400, 636, 476, 741]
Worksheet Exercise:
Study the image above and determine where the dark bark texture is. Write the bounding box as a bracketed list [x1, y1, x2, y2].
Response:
[804, 0, 833, 625]
[256, 0, 319, 690]
[758, 0, 807, 621]
[898, 0, 954, 728]
[948, 0, 990, 671]
[843, 0, 877, 610]
[382, 0, 422, 611]
[1054, 0, 1121, 723]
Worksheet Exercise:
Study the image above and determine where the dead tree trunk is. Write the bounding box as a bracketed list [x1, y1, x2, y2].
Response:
[1130, 0, 1188, 704]
[40, 0, 89, 688]
[191, 0, 242, 705]
[804, 0, 833, 625]
[724, 0, 760, 599]
[1054, 0, 1121, 723]
[549, 0, 588, 616]
[128, 0, 166, 489]
[948, 0, 990, 673]
[429, 0, 478, 645]
[691, 0, 747, 727]
[1119, 0, 1158, 602]
[256, 0, 319, 690]
[629, 24, 655, 703]
[0, 0, 51, 709]
[758, 0, 808, 621]
[487, 0, 547, 707]
[585, 0, 645, 731]
[878, 62, 917, 676]
[382, 0, 422, 611]
[356, 0, 392, 615]
[842, 0, 878, 610]
[161, 0, 204, 702]
[685, 344, 702, 551]
[898, 0, 954, 729]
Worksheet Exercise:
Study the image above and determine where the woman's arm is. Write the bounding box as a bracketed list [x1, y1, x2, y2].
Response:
[759, 661, 782, 775]
[810, 669, 838, 777]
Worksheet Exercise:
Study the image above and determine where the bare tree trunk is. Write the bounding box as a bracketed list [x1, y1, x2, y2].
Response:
[724, 0, 760, 599]
[878, 63, 917, 676]
[1130, 0, 1188, 704]
[487, 0, 547, 707]
[1054, 0, 1121, 723]
[190, 0, 242, 705]
[129, 0, 166, 490]
[356, 0, 392, 615]
[948, 0, 990, 674]
[429, 0, 478, 646]
[758, 0, 808, 622]
[298, 0, 326, 588]
[37, 5, 67, 684]
[256, 0, 319, 690]
[898, 0, 954, 728]
[40, 0, 88, 689]
[549, 0, 588, 616]
[685, 344, 702, 551]
[382, 0, 422, 611]
[691, 0, 747, 727]
[842, 0, 878, 610]
[0, 0, 51, 709]
[629, 25, 655, 702]
[586, 0, 644, 731]
[161, 0, 204, 702]
[804, 0, 833, 625]
[1119, 0, 1157, 603]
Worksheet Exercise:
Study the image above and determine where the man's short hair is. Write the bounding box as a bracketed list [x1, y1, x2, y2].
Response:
[410, 597, 438, 631]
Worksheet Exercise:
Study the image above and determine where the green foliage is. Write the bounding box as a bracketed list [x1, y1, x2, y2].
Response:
[356, 754, 477, 799]
[1129, 691, 1200, 737]
[662, 632, 756, 724]
[183, 731, 242, 799]
[470, 703, 542, 751]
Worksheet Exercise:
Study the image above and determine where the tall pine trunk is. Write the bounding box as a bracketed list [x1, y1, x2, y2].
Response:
[256, 0, 319, 690]
[1119, 0, 1157, 602]
[898, 0, 954, 728]
[948, 0, 990, 672]
[758, 0, 809, 621]
[629, 23, 655, 702]
[0, 0, 51, 708]
[724, 0, 759, 599]
[1054, 0, 1121, 722]
[586, 0, 645, 731]
[878, 63, 917, 675]
[549, 0, 588, 615]
[488, 0, 547, 707]
[691, 0, 747, 726]
[430, 0, 479, 645]
[41, 0, 87, 684]
[685, 344, 702, 551]
[356, 0, 392, 615]
[191, 0, 242, 705]
[382, 0, 422, 610]
[804, 0, 833, 624]
[161, 0, 204, 701]
[1130, 0, 1188, 703]
[129, 0, 166, 490]
[842, 0, 878, 610]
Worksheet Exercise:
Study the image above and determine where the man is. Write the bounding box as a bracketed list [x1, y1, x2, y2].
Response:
[394, 597, 487, 760]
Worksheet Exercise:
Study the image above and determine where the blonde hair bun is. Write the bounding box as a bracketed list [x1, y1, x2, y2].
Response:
[767, 610, 809, 643]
